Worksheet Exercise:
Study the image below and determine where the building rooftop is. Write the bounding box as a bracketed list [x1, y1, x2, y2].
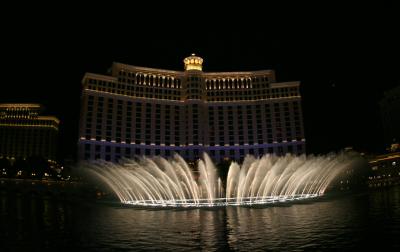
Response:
[0, 103, 59, 124]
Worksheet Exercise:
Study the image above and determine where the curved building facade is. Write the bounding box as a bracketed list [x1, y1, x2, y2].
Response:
[78, 54, 305, 163]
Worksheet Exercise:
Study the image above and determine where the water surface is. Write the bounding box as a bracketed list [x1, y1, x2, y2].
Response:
[1, 186, 399, 251]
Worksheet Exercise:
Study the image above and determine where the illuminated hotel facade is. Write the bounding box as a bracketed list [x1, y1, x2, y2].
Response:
[78, 54, 305, 163]
[0, 104, 59, 161]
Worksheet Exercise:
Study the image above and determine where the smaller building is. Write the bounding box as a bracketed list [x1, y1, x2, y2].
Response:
[0, 104, 59, 162]
[367, 151, 400, 187]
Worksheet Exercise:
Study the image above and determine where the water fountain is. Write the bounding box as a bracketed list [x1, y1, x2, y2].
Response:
[82, 153, 358, 207]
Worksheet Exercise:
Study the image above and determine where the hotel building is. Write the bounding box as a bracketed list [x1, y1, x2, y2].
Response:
[78, 54, 305, 163]
[0, 104, 59, 162]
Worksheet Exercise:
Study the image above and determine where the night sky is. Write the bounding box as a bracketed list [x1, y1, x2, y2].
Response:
[1, 2, 399, 160]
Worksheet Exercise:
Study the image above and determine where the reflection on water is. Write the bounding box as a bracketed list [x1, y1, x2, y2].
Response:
[1, 187, 400, 251]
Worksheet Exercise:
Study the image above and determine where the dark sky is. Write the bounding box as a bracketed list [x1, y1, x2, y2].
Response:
[1, 2, 399, 159]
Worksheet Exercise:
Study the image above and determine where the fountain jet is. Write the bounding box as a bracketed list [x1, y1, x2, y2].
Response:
[82, 153, 358, 207]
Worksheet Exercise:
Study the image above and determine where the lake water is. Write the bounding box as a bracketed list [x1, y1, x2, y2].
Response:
[1, 186, 399, 251]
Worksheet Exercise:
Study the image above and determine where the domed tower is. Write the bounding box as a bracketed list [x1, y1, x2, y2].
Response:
[182, 54, 206, 159]
[183, 53, 203, 71]
[183, 53, 204, 100]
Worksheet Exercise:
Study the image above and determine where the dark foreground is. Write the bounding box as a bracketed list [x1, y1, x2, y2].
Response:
[0, 183, 399, 251]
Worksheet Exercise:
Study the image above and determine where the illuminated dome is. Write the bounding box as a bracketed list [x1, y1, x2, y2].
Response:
[183, 53, 203, 71]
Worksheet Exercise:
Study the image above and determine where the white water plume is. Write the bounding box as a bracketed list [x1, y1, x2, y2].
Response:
[82, 152, 359, 207]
